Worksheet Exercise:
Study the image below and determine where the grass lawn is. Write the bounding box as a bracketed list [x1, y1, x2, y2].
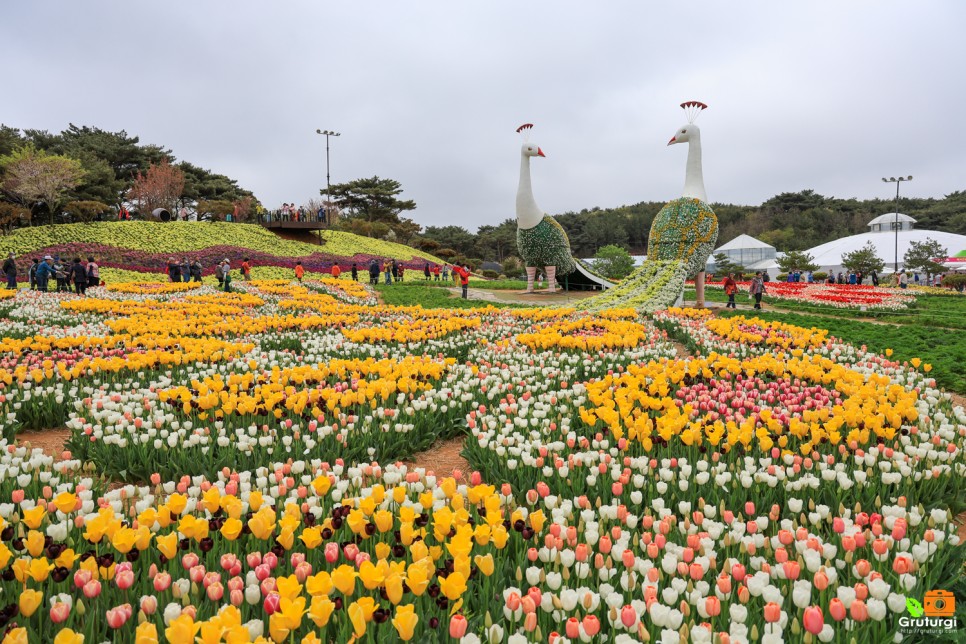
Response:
[717, 309, 966, 395]
[415, 278, 529, 290]
[374, 284, 529, 309]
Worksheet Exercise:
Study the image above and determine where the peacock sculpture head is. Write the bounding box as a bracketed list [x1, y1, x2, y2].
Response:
[516, 124, 545, 158]
[667, 123, 699, 146]
[522, 142, 546, 157]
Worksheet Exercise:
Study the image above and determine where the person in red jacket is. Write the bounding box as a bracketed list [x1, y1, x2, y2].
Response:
[453, 265, 470, 299]
[331, 263, 341, 279]
[722, 273, 738, 309]
[241, 258, 251, 281]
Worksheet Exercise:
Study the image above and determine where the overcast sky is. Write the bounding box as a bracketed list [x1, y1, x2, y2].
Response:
[2, 2, 964, 230]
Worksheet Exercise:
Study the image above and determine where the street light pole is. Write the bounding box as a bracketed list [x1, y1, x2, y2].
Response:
[881, 176, 912, 273]
[315, 129, 340, 225]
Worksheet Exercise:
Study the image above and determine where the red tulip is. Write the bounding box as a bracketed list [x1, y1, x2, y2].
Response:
[829, 598, 846, 622]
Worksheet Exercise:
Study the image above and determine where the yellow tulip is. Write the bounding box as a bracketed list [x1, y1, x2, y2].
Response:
[0, 542, 11, 570]
[359, 561, 385, 590]
[475, 553, 495, 577]
[19, 589, 43, 617]
[331, 564, 357, 596]
[374, 542, 391, 562]
[305, 571, 332, 597]
[405, 563, 430, 596]
[53, 629, 85, 644]
[385, 572, 404, 605]
[26, 530, 45, 558]
[373, 510, 394, 533]
[220, 517, 243, 541]
[28, 557, 53, 583]
[299, 527, 323, 550]
[308, 595, 335, 627]
[156, 532, 178, 559]
[22, 506, 46, 530]
[439, 571, 467, 601]
[53, 492, 78, 515]
[166, 493, 187, 515]
[111, 527, 138, 554]
[2, 628, 27, 644]
[348, 601, 367, 638]
[392, 604, 419, 641]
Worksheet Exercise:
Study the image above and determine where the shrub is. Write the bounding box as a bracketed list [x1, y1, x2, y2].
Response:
[813, 272, 828, 281]
[481, 269, 500, 279]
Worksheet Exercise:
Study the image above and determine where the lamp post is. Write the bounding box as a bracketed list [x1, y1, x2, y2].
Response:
[881, 175, 912, 273]
[315, 129, 340, 224]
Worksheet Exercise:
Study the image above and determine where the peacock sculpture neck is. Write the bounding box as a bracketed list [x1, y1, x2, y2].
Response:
[516, 150, 543, 230]
[681, 125, 707, 203]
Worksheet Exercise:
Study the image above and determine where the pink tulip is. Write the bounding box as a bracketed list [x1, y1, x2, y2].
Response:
[813, 571, 829, 591]
[565, 617, 580, 639]
[246, 552, 262, 569]
[220, 554, 239, 572]
[263, 552, 278, 569]
[763, 602, 781, 623]
[259, 578, 277, 597]
[207, 582, 224, 602]
[324, 542, 340, 563]
[139, 596, 158, 616]
[115, 569, 135, 590]
[705, 596, 721, 617]
[850, 599, 869, 622]
[74, 569, 93, 589]
[621, 605, 637, 627]
[83, 580, 102, 599]
[803, 606, 824, 634]
[524, 612, 538, 632]
[506, 592, 521, 611]
[153, 572, 172, 592]
[829, 598, 846, 622]
[450, 615, 468, 638]
[227, 576, 244, 593]
[254, 564, 272, 582]
[181, 553, 199, 570]
[731, 563, 746, 582]
[189, 565, 206, 584]
[106, 606, 130, 629]
[263, 593, 280, 615]
[50, 602, 71, 623]
[230, 589, 244, 607]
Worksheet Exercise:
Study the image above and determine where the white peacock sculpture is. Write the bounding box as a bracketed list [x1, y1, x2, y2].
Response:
[580, 102, 718, 311]
[515, 124, 576, 293]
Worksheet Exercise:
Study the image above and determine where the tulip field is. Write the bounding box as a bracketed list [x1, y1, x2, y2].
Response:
[0, 278, 963, 644]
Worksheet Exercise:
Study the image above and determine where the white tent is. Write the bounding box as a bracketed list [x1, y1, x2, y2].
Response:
[712, 234, 776, 269]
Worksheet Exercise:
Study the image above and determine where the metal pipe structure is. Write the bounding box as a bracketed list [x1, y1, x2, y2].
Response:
[315, 129, 341, 223]
[881, 176, 912, 272]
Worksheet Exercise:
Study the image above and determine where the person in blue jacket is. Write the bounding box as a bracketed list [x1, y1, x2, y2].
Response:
[35, 256, 54, 291]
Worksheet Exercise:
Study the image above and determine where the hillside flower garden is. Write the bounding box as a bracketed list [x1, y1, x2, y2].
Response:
[0, 279, 962, 643]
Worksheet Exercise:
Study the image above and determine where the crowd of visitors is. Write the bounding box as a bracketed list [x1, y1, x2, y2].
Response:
[3, 254, 102, 294]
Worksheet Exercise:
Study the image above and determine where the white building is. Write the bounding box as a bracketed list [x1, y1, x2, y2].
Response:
[805, 214, 966, 275]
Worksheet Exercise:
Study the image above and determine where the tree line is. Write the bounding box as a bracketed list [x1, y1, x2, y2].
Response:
[405, 188, 966, 269]
[0, 124, 257, 229]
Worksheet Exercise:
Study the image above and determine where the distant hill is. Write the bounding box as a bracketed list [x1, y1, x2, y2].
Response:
[0, 222, 446, 281]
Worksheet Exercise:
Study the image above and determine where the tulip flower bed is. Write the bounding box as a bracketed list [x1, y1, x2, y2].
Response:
[702, 281, 916, 311]
[0, 223, 448, 285]
[0, 282, 963, 643]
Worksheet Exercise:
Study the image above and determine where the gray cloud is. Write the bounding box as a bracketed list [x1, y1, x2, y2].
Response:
[2, 1, 963, 229]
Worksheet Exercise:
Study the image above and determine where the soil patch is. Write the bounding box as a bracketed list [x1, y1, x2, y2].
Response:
[403, 436, 469, 483]
[17, 428, 71, 460]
